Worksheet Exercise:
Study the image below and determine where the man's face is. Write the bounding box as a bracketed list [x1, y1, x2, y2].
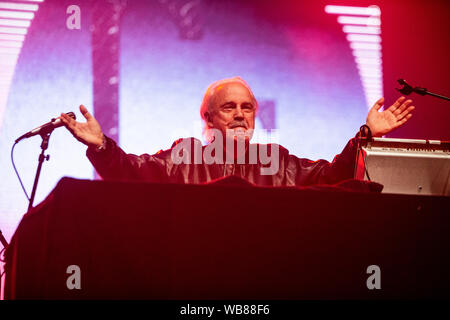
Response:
[206, 82, 256, 142]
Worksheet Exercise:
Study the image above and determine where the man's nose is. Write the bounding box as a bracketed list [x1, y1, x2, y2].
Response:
[234, 106, 244, 120]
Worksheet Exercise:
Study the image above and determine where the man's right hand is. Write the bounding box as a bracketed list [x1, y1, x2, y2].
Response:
[60, 105, 104, 148]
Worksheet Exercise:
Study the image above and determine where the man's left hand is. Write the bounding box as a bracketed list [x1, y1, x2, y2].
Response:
[366, 96, 415, 137]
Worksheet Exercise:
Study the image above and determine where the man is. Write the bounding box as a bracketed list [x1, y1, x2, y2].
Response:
[60, 77, 415, 186]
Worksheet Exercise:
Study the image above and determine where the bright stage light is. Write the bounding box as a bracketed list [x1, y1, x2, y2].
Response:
[360, 70, 382, 77]
[0, 40, 22, 47]
[343, 25, 380, 34]
[350, 42, 381, 50]
[357, 67, 383, 82]
[355, 57, 382, 65]
[366, 92, 383, 98]
[362, 84, 382, 90]
[347, 34, 381, 43]
[0, 78, 14, 85]
[0, 70, 16, 77]
[0, 46, 19, 54]
[0, 1, 44, 133]
[365, 92, 383, 98]
[364, 85, 383, 92]
[326, 4, 383, 109]
[360, 77, 382, 84]
[0, 18, 31, 27]
[361, 78, 382, 85]
[352, 49, 382, 58]
[0, 53, 17, 62]
[0, 10, 34, 19]
[356, 62, 382, 70]
[337, 16, 380, 26]
[0, 26, 27, 34]
[0, 33, 24, 41]
[366, 93, 384, 101]
[325, 5, 380, 16]
[0, 2, 39, 11]
[358, 69, 383, 77]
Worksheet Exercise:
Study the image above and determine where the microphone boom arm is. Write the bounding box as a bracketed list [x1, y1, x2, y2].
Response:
[396, 79, 450, 101]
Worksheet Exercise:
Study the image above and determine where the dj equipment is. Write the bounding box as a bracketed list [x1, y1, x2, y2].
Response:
[355, 138, 450, 196]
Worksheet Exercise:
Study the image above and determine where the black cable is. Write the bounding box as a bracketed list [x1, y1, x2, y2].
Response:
[359, 125, 372, 182]
[359, 124, 372, 141]
[11, 142, 30, 201]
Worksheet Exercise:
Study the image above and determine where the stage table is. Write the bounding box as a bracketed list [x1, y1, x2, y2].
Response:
[4, 177, 450, 299]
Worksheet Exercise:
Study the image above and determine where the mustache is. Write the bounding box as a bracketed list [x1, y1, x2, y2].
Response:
[229, 121, 248, 129]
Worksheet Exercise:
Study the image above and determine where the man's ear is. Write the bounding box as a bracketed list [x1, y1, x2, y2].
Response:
[205, 112, 214, 128]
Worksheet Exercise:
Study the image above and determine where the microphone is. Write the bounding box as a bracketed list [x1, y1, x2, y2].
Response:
[15, 112, 76, 143]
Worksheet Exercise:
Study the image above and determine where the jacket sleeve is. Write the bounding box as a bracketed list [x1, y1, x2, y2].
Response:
[286, 133, 360, 186]
[86, 135, 172, 182]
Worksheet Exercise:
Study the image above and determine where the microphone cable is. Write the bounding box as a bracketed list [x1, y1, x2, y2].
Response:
[359, 125, 372, 182]
[11, 141, 30, 201]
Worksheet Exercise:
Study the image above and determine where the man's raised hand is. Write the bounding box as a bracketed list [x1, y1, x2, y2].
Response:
[365, 96, 415, 137]
[60, 105, 104, 147]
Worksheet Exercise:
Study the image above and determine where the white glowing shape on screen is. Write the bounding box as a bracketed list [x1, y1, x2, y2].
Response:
[0, 1, 43, 130]
[325, 5, 383, 109]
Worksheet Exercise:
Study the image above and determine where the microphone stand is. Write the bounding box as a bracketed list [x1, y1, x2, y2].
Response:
[397, 79, 450, 102]
[28, 129, 52, 212]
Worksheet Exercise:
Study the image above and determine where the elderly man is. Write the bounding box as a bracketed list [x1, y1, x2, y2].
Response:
[60, 77, 414, 186]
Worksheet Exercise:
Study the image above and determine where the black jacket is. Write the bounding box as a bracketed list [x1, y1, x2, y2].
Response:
[86, 134, 360, 187]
